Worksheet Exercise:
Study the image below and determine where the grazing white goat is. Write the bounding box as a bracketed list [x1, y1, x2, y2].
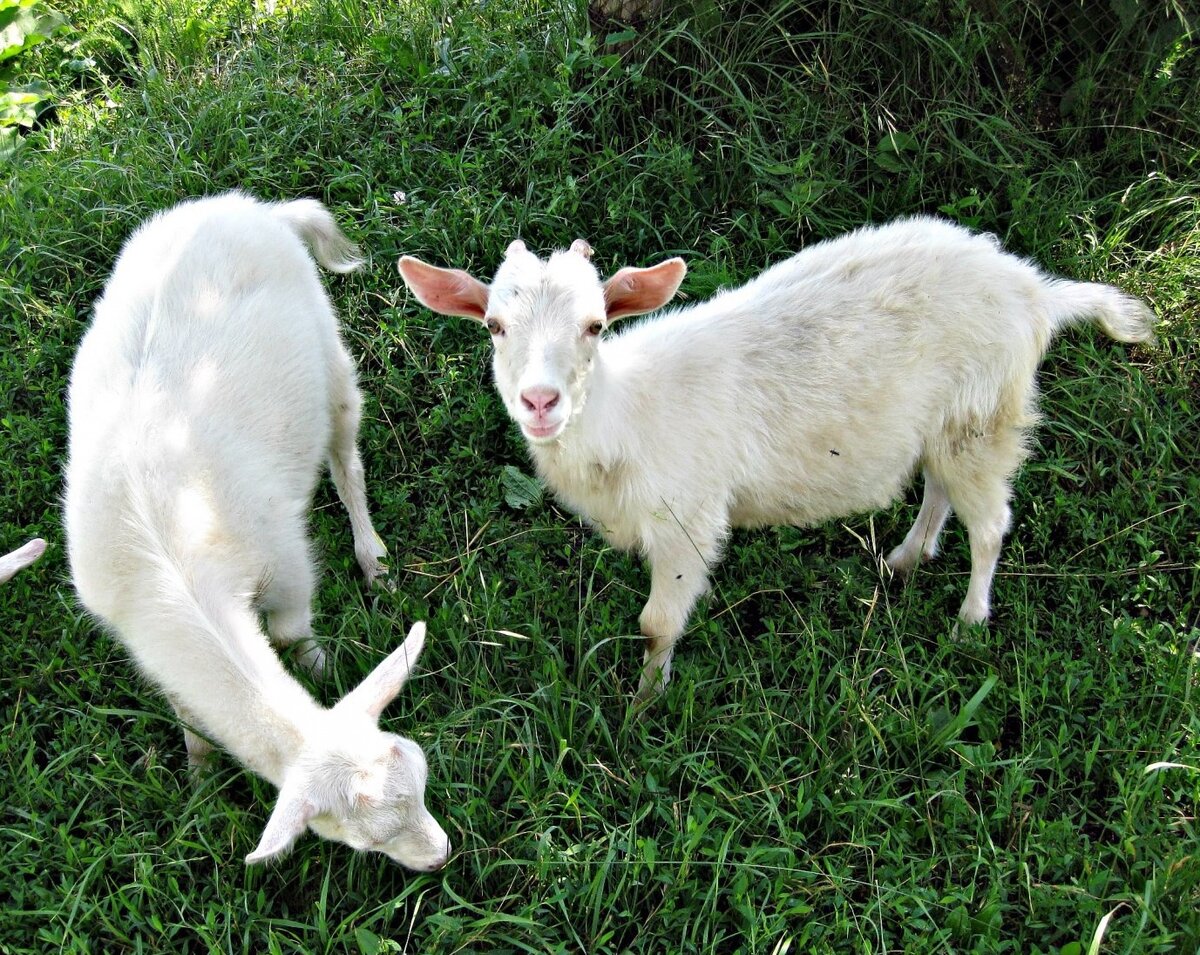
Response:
[65, 192, 450, 869]
[1, 538, 46, 583]
[398, 217, 1155, 703]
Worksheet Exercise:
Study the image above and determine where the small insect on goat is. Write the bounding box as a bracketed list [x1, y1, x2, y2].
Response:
[65, 192, 450, 869]
[399, 218, 1154, 705]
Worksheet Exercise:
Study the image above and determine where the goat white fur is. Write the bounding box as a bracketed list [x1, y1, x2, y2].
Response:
[0, 538, 46, 583]
[399, 217, 1155, 703]
[65, 192, 450, 869]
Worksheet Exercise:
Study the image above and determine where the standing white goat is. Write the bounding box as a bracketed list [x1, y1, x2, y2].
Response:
[65, 192, 450, 869]
[1, 538, 46, 583]
[398, 217, 1155, 703]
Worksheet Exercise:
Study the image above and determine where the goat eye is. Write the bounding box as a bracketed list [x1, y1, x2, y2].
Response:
[586, 320, 604, 337]
[485, 317, 505, 336]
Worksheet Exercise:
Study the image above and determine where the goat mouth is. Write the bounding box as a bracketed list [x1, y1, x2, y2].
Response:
[522, 422, 562, 441]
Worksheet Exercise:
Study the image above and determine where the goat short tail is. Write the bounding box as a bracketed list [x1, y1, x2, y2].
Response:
[1044, 279, 1156, 344]
[271, 199, 364, 274]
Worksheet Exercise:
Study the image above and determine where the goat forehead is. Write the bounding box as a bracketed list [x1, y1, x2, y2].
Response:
[389, 739, 429, 788]
[316, 800, 414, 845]
[491, 249, 603, 327]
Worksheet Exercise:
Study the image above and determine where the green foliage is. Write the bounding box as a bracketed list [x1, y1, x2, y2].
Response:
[0, 1, 64, 67]
[0, 0, 65, 156]
[0, 0, 1198, 952]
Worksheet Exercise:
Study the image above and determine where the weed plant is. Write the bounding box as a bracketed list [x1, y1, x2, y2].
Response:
[1, 0, 1197, 952]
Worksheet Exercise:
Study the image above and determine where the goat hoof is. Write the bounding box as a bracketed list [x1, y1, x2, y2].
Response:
[884, 545, 926, 577]
[358, 534, 390, 586]
[371, 571, 397, 593]
[358, 556, 391, 588]
[632, 675, 668, 715]
[187, 751, 214, 778]
[184, 730, 215, 777]
[949, 616, 988, 643]
[631, 694, 657, 721]
[293, 638, 327, 678]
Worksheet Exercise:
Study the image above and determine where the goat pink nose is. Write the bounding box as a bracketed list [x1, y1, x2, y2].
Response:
[520, 387, 560, 414]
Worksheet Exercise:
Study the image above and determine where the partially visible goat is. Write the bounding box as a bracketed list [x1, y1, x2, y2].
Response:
[399, 218, 1154, 703]
[66, 192, 450, 869]
[0, 538, 46, 583]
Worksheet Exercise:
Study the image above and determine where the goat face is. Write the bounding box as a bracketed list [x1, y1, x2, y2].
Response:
[245, 623, 451, 871]
[484, 240, 609, 444]
[304, 733, 451, 871]
[247, 727, 451, 871]
[398, 240, 684, 446]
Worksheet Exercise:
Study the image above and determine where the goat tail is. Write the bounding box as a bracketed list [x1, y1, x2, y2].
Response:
[271, 198, 364, 274]
[1043, 279, 1156, 344]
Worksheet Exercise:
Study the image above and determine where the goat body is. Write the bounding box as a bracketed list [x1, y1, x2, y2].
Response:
[400, 218, 1154, 703]
[66, 192, 450, 868]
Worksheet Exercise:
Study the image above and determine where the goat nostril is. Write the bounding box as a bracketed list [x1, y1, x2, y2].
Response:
[520, 388, 560, 414]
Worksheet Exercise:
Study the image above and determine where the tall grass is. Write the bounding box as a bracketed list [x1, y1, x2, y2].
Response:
[1, 0, 1197, 952]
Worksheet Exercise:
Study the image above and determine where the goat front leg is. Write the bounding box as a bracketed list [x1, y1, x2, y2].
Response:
[169, 699, 214, 772]
[260, 535, 325, 678]
[634, 525, 722, 707]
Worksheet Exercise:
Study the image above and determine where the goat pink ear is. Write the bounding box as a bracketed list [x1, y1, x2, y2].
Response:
[334, 622, 427, 720]
[0, 538, 47, 584]
[506, 239, 528, 257]
[569, 239, 593, 260]
[603, 258, 686, 320]
[397, 257, 489, 321]
[246, 785, 315, 864]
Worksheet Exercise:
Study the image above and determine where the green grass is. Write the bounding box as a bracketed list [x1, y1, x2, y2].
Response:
[1, 0, 1198, 951]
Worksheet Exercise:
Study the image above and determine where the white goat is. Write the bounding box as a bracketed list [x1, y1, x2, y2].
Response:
[0, 537, 46, 583]
[65, 192, 450, 869]
[399, 217, 1155, 703]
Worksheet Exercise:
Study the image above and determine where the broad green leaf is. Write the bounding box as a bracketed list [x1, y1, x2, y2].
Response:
[354, 928, 380, 955]
[0, 80, 50, 127]
[877, 130, 918, 153]
[500, 465, 543, 510]
[0, 124, 19, 161]
[0, 3, 65, 64]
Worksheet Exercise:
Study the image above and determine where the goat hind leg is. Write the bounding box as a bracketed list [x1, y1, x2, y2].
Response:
[934, 453, 1018, 625]
[327, 347, 388, 585]
[886, 471, 952, 574]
